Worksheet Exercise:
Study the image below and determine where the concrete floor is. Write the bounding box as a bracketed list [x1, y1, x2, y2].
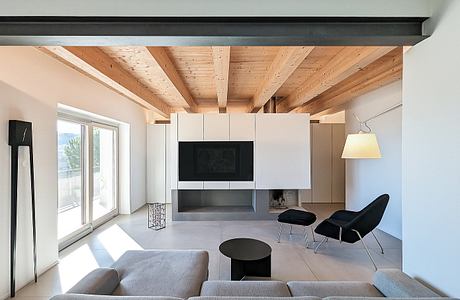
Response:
[12, 203, 402, 300]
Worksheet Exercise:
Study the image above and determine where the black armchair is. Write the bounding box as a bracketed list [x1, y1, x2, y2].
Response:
[314, 194, 390, 270]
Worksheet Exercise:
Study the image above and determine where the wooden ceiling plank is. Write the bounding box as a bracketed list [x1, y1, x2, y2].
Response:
[146, 47, 197, 112]
[295, 50, 403, 115]
[41, 46, 172, 118]
[249, 46, 314, 112]
[211, 46, 231, 111]
[277, 46, 396, 112]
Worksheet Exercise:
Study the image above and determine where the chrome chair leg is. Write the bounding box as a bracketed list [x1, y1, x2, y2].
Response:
[310, 226, 316, 242]
[314, 236, 328, 253]
[353, 229, 378, 270]
[371, 231, 384, 254]
[277, 223, 283, 243]
[304, 229, 310, 249]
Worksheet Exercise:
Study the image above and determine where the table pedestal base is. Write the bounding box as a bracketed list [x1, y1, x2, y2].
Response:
[230, 255, 271, 280]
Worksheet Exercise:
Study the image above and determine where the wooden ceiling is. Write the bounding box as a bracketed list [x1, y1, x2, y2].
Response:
[39, 45, 403, 119]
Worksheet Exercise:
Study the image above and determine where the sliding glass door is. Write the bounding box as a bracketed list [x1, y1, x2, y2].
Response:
[58, 116, 118, 249]
[91, 125, 118, 224]
[57, 120, 86, 240]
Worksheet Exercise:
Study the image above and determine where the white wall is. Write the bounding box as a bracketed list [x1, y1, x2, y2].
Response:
[402, 0, 460, 297]
[0, 47, 147, 298]
[0, 0, 433, 17]
[345, 81, 402, 239]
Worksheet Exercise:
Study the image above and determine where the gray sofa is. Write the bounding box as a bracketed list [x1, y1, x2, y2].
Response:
[50, 250, 453, 300]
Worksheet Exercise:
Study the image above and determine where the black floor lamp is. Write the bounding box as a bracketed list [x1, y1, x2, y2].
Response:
[8, 120, 38, 298]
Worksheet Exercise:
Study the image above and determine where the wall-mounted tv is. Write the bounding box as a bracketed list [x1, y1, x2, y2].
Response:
[179, 141, 253, 181]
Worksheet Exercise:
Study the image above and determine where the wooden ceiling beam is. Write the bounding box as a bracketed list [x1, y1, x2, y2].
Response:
[211, 46, 231, 111]
[295, 48, 403, 115]
[276, 46, 396, 112]
[146, 47, 197, 112]
[40, 46, 172, 118]
[249, 46, 314, 112]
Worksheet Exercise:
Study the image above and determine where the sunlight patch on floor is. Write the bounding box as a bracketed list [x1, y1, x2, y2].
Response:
[96, 224, 143, 260]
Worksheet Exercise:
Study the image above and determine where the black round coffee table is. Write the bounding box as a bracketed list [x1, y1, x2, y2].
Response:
[219, 238, 272, 280]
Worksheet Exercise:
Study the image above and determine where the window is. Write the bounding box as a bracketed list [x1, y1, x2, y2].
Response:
[57, 114, 118, 249]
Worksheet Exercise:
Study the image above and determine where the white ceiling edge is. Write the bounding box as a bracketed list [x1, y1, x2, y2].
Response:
[0, 0, 434, 17]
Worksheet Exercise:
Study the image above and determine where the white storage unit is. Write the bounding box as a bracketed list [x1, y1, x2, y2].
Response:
[147, 124, 169, 203]
[331, 124, 346, 203]
[152, 113, 312, 192]
[255, 113, 310, 189]
[204, 113, 229, 140]
[300, 123, 345, 203]
[170, 114, 178, 189]
[312, 124, 333, 203]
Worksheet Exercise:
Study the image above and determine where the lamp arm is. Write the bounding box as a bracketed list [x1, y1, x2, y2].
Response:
[353, 103, 402, 133]
[363, 103, 402, 123]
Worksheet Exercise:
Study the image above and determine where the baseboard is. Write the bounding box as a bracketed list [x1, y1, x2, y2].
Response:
[0, 260, 59, 300]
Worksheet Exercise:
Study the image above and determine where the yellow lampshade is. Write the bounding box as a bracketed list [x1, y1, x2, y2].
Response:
[341, 132, 381, 159]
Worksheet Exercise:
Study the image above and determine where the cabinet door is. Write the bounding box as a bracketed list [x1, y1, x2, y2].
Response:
[204, 114, 229, 140]
[203, 181, 230, 189]
[170, 114, 178, 189]
[165, 125, 172, 203]
[255, 114, 310, 189]
[178, 113, 203, 141]
[229, 181, 255, 189]
[147, 124, 166, 203]
[311, 123, 332, 203]
[178, 181, 204, 190]
[331, 124, 346, 203]
[230, 114, 255, 141]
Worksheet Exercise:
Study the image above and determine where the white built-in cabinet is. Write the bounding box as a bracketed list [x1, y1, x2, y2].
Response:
[149, 113, 311, 193]
[300, 123, 345, 203]
[146, 124, 171, 203]
[255, 114, 310, 189]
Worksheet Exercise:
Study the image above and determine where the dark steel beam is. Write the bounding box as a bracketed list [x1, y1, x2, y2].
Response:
[0, 17, 428, 46]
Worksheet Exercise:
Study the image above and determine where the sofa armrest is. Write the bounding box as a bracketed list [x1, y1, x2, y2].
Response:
[373, 269, 440, 298]
[67, 268, 120, 295]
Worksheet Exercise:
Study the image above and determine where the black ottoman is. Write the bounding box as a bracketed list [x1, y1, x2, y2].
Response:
[277, 209, 317, 248]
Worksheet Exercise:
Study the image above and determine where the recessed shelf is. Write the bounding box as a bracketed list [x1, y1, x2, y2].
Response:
[179, 205, 254, 213]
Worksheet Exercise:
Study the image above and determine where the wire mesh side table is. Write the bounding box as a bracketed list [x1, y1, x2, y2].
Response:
[148, 203, 166, 230]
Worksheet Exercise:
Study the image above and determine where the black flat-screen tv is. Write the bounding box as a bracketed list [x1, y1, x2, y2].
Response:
[179, 141, 253, 181]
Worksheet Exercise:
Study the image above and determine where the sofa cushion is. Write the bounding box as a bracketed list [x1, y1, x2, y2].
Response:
[200, 281, 291, 297]
[373, 269, 440, 298]
[324, 297, 449, 300]
[191, 297, 320, 300]
[111, 250, 209, 298]
[52, 295, 183, 300]
[67, 268, 120, 295]
[287, 281, 383, 298]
